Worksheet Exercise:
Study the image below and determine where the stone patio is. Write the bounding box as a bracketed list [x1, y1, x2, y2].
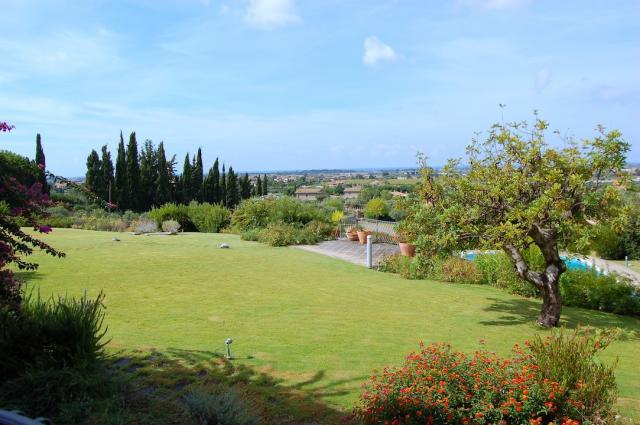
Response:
[294, 239, 400, 267]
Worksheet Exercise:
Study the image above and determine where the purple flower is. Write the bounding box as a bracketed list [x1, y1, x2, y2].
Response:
[38, 225, 52, 234]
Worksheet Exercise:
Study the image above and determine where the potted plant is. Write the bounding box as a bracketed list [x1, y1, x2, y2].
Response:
[356, 225, 372, 244]
[346, 226, 359, 241]
[331, 210, 345, 239]
[395, 220, 416, 257]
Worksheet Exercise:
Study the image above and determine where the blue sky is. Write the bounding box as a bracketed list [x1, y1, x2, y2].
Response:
[1, 0, 639, 175]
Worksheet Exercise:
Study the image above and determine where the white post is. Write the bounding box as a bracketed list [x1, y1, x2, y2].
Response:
[366, 234, 373, 268]
[625, 255, 629, 268]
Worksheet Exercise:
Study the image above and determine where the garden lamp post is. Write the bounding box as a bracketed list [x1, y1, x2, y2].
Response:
[225, 338, 233, 359]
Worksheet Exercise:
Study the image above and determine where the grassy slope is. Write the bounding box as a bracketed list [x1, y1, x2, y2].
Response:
[21, 229, 640, 418]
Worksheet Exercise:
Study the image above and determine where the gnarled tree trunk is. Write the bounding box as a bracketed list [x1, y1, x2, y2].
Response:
[504, 225, 566, 328]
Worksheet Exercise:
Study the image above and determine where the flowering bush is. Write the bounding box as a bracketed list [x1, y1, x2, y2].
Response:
[355, 331, 617, 424]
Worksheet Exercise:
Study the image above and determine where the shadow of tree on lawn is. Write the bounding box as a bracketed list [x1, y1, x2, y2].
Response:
[112, 347, 362, 425]
[480, 296, 640, 340]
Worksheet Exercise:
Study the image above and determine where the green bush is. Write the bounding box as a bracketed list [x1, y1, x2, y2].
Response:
[184, 388, 259, 425]
[231, 198, 273, 230]
[364, 198, 390, 220]
[255, 223, 323, 247]
[525, 328, 619, 423]
[0, 365, 127, 423]
[0, 291, 109, 378]
[240, 228, 261, 242]
[592, 225, 625, 260]
[149, 203, 194, 231]
[474, 252, 539, 297]
[560, 270, 640, 316]
[187, 202, 230, 233]
[162, 220, 181, 234]
[232, 197, 328, 232]
[378, 254, 432, 280]
[437, 257, 481, 284]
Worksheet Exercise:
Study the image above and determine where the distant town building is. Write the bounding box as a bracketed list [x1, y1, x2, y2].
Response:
[390, 190, 409, 198]
[295, 187, 326, 201]
[341, 186, 362, 200]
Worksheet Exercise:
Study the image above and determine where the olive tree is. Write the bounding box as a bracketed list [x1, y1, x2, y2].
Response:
[410, 117, 629, 327]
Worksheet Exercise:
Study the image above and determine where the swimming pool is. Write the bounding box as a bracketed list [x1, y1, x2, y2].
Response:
[463, 252, 600, 273]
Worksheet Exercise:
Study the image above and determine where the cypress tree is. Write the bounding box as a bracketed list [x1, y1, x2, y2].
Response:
[212, 158, 220, 204]
[262, 174, 268, 196]
[156, 142, 172, 205]
[114, 131, 128, 210]
[139, 139, 157, 211]
[221, 164, 227, 207]
[240, 173, 251, 199]
[192, 148, 204, 202]
[85, 150, 103, 195]
[126, 132, 142, 211]
[226, 166, 239, 208]
[255, 175, 262, 196]
[100, 145, 114, 203]
[180, 154, 192, 204]
[34, 133, 48, 194]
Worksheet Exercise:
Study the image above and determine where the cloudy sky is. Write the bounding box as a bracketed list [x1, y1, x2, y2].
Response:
[1, 0, 638, 175]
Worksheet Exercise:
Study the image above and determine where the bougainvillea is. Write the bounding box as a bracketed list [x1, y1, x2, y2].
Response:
[355, 334, 615, 425]
[0, 122, 64, 310]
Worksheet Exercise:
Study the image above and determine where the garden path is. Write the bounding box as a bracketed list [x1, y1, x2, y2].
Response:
[294, 239, 399, 267]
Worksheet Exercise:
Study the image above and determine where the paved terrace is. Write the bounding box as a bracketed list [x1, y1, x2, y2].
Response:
[295, 242, 640, 286]
[294, 239, 399, 267]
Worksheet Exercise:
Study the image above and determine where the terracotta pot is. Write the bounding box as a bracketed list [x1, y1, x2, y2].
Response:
[398, 242, 416, 257]
[357, 230, 372, 244]
[346, 231, 359, 241]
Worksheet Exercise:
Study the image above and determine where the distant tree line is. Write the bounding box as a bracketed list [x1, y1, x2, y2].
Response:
[85, 131, 268, 212]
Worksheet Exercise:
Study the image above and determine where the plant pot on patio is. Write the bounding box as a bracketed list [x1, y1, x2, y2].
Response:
[346, 227, 359, 241]
[398, 242, 416, 257]
[357, 230, 372, 244]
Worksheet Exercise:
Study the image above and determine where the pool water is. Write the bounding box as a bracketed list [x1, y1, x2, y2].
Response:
[463, 252, 599, 273]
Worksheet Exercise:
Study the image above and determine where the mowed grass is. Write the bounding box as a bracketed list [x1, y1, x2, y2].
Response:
[21, 229, 640, 419]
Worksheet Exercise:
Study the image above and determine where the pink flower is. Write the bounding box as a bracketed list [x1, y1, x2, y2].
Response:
[0, 121, 15, 132]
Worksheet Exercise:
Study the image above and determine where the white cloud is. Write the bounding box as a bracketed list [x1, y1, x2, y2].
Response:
[458, 0, 530, 10]
[363, 36, 397, 66]
[244, 0, 301, 30]
[534, 68, 552, 93]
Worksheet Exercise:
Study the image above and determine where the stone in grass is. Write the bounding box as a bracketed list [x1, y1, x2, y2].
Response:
[219, 243, 230, 249]
[112, 237, 120, 242]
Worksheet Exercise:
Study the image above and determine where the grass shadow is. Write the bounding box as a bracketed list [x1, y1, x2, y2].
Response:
[480, 296, 640, 340]
[112, 347, 358, 424]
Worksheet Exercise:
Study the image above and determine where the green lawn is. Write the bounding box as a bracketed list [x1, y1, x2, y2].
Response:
[21, 229, 640, 419]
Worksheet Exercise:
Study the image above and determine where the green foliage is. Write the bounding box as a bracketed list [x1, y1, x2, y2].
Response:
[322, 198, 344, 212]
[126, 132, 142, 211]
[620, 206, 640, 259]
[149, 203, 193, 231]
[525, 328, 619, 423]
[232, 197, 328, 231]
[406, 117, 629, 326]
[560, 270, 640, 316]
[184, 388, 259, 425]
[474, 252, 540, 297]
[0, 291, 109, 378]
[162, 220, 180, 234]
[0, 150, 38, 187]
[187, 202, 231, 233]
[437, 257, 481, 284]
[0, 365, 128, 424]
[364, 197, 390, 220]
[253, 222, 326, 247]
[592, 225, 625, 259]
